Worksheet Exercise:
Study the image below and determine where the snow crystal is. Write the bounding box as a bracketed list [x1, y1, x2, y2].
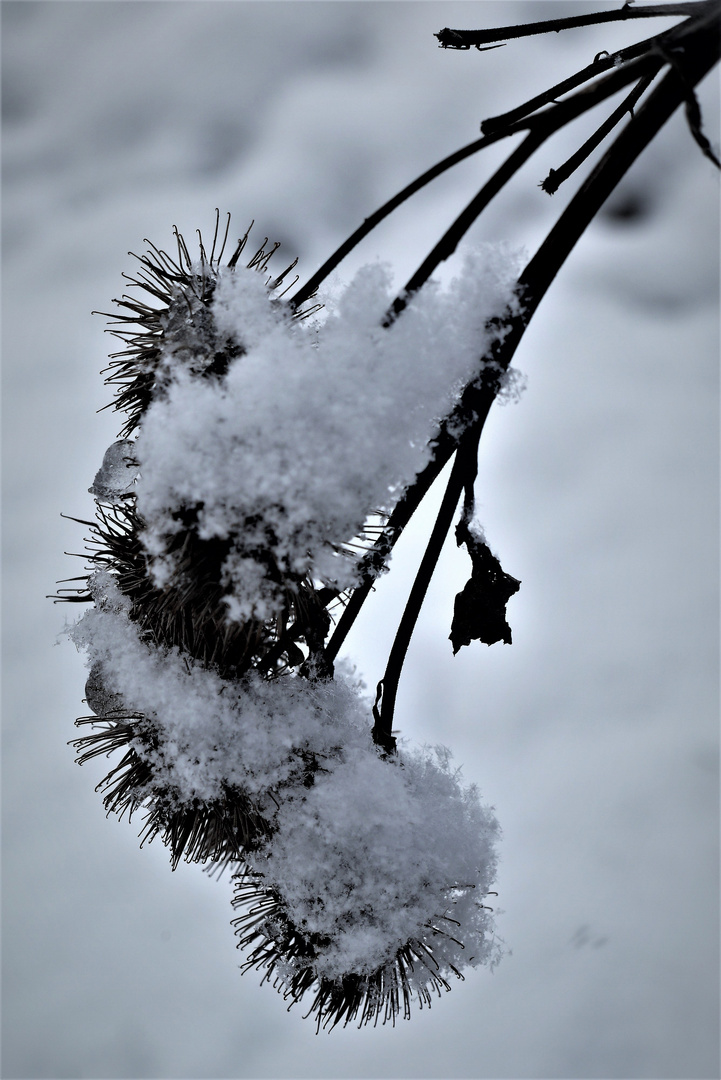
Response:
[495, 363, 527, 405]
[133, 243, 521, 619]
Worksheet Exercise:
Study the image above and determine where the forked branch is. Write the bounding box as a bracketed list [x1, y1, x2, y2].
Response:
[321, 1, 721, 744]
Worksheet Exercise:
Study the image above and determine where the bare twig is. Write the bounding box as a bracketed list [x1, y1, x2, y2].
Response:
[540, 68, 659, 194]
[373, 438, 480, 750]
[435, 3, 706, 50]
[389, 49, 663, 320]
[292, 43, 662, 312]
[327, 5, 720, 733]
[479, 29, 663, 132]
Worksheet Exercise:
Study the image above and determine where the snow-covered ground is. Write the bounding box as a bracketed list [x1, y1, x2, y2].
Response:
[2, 2, 718, 1077]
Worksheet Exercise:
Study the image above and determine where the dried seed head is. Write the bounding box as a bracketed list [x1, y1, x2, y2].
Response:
[95, 211, 317, 437]
[231, 867, 494, 1030]
[61, 216, 329, 868]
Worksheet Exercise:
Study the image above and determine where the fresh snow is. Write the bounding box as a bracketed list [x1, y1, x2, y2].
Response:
[70, 572, 501, 983]
[135, 245, 522, 618]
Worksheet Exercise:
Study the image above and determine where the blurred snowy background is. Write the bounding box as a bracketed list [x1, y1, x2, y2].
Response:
[2, 2, 718, 1077]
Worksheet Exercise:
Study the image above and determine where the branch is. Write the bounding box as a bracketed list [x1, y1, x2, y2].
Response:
[329, 6, 719, 720]
[292, 3, 711, 311]
[293, 45, 660, 313]
[480, 29, 663, 133]
[388, 49, 662, 318]
[540, 68, 659, 194]
[289, 136, 496, 309]
[435, 3, 706, 50]
[655, 35, 721, 168]
[372, 437, 480, 751]
[519, 9, 720, 309]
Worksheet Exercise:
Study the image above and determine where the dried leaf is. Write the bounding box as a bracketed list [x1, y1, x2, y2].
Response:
[450, 522, 520, 652]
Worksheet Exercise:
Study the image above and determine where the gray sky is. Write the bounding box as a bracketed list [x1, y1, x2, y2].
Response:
[2, 3, 719, 1077]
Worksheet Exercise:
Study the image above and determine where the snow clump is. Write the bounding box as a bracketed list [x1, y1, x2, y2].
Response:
[135, 243, 522, 619]
[69, 573, 502, 991]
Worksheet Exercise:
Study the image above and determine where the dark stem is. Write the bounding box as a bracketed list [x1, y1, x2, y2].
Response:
[324, 38, 681, 663]
[540, 68, 659, 194]
[480, 28, 664, 133]
[372, 437, 480, 750]
[388, 49, 663, 318]
[324, 440, 464, 664]
[313, 54, 667, 663]
[354, 11, 720, 734]
[289, 134, 500, 310]
[435, 3, 705, 50]
[518, 10, 719, 309]
[291, 21, 665, 311]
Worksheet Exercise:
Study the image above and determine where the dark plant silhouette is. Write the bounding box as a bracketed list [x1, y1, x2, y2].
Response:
[57, 3, 719, 1029]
